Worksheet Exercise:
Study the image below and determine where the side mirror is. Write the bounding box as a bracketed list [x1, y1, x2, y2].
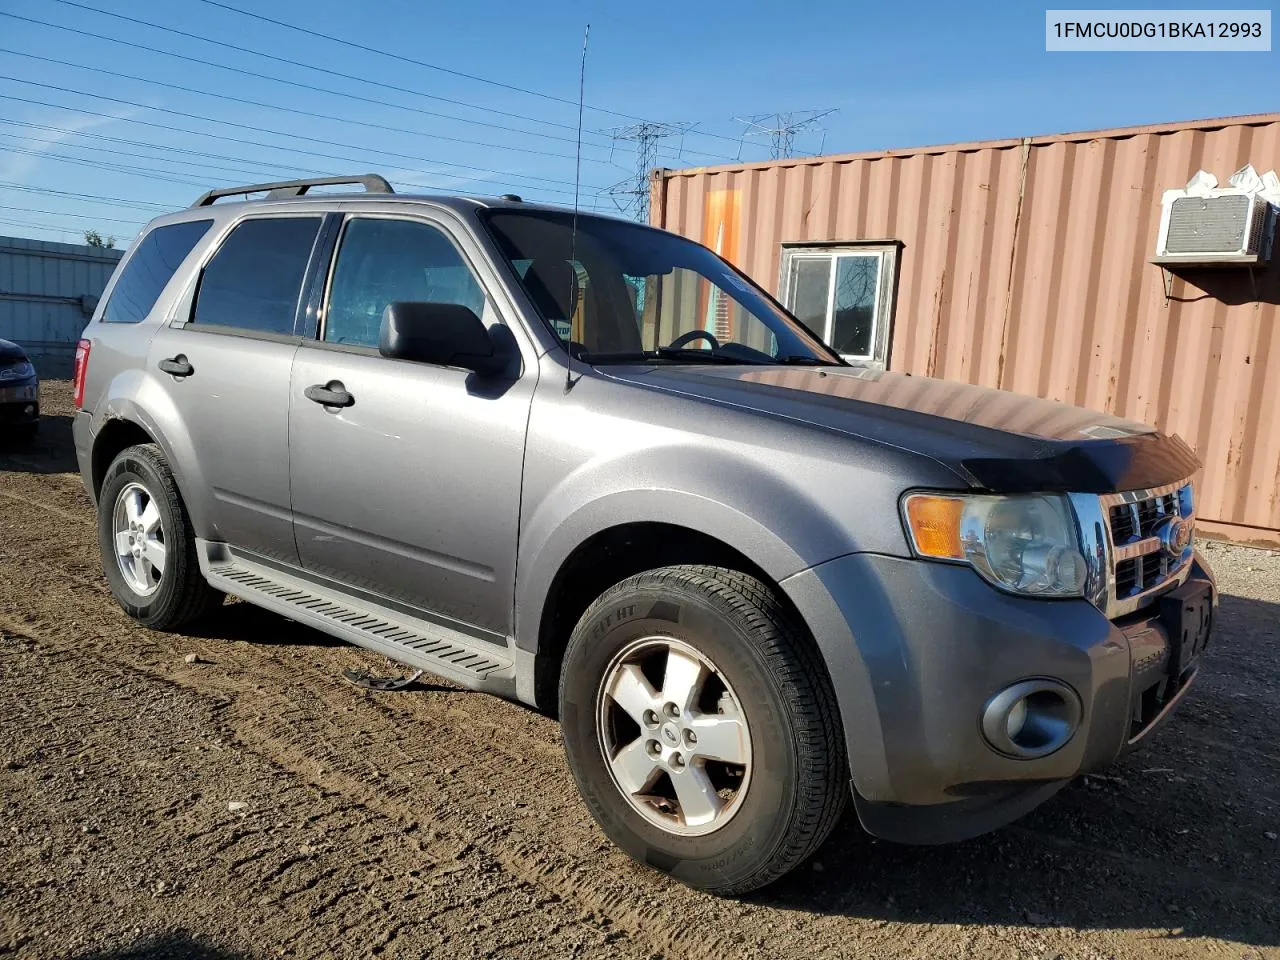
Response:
[379, 301, 507, 376]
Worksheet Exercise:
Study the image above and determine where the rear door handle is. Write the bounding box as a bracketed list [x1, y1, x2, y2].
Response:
[158, 355, 194, 377]
[304, 381, 355, 408]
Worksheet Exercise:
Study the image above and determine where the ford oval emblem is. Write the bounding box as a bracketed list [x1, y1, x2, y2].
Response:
[1157, 516, 1192, 560]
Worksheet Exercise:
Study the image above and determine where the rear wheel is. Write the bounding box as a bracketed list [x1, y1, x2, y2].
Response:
[97, 443, 219, 630]
[559, 565, 847, 894]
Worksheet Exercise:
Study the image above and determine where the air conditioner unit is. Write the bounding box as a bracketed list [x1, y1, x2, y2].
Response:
[1153, 188, 1275, 266]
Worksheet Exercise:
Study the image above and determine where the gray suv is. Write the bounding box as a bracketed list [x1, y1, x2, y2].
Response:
[73, 175, 1216, 894]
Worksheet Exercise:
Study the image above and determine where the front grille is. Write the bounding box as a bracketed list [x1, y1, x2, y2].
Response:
[1108, 489, 1178, 542]
[1101, 480, 1194, 614]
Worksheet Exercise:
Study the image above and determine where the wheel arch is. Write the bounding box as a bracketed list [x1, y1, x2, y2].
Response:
[88, 382, 212, 537]
[527, 517, 819, 714]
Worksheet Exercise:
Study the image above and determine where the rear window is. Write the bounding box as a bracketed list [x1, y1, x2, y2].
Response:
[101, 219, 213, 323]
[191, 217, 321, 336]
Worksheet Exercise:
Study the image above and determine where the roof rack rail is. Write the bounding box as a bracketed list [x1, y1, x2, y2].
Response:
[190, 174, 394, 208]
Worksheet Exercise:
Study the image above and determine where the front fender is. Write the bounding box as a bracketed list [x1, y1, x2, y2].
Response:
[513, 444, 861, 656]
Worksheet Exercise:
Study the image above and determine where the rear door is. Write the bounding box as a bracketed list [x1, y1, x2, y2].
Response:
[287, 212, 535, 637]
[148, 214, 325, 564]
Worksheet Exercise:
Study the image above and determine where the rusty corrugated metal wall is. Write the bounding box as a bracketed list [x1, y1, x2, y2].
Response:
[654, 114, 1280, 546]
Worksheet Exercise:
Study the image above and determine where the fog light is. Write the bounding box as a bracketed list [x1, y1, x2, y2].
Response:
[982, 679, 1082, 759]
[23, 404, 34, 416]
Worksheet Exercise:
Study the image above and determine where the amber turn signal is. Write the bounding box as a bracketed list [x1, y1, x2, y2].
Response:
[903, 494, 966, 559]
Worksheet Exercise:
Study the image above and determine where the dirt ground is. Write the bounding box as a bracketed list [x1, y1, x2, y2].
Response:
[1, 382, 1277, 960]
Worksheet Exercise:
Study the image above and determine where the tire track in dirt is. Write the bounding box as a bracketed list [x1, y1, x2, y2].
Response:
[4, 389, 1280, 959]
[0, 626, 644, 960]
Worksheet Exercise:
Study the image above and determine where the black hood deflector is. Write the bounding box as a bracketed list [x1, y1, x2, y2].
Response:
[598, 364, 1201, 494]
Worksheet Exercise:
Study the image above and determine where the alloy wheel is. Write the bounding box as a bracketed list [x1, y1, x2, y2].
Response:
[111, 481, 166, 597]
[596, 635, 752, 836]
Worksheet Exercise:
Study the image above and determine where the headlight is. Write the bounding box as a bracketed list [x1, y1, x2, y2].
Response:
[902, 492, 1086, 598]
[0, 361, 35, 381]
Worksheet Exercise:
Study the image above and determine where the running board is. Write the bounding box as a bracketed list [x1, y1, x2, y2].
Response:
[197, 541, 515, 695]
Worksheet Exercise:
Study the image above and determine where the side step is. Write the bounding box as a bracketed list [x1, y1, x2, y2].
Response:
[197, 542, 515, 695]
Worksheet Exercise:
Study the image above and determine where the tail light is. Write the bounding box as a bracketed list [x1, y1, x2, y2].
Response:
[73, 338, 91, 409]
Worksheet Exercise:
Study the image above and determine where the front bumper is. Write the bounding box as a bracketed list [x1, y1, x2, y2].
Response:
[0, 378, 40, 425]
[781, 550, 1216, 844]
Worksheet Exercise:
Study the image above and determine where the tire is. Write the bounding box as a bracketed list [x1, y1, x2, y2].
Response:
[559, 564, 847, 895]
[14, 422, 38, 444]
[97, 443, 220, 631]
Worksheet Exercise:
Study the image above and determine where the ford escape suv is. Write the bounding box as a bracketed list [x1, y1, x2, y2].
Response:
[72, 175, 1215, 895]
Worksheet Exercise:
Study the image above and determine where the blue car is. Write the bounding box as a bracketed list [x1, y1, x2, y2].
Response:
[0, 337, 40, 443]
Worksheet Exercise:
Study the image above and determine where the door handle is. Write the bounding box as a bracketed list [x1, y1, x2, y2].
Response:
[158, 355, 194, 377]
[305, 381, 355, 408]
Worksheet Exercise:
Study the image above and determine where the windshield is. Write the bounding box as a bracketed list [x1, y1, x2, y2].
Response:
[480, 210, 840, 365]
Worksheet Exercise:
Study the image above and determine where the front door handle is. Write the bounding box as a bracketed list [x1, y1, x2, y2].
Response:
[158, 355, 193, 377]
[305, 381, 355, 408]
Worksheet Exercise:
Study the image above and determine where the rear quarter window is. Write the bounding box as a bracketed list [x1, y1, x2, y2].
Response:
[101, 219, 213, 323]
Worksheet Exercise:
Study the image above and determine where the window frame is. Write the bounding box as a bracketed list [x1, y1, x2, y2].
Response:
[778, 242, 899, 365]
[172, 213, 328, 343]
[312, 212, 496, 357]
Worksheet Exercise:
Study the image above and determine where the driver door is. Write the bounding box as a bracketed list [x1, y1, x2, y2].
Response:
[287, 213, 535, 638]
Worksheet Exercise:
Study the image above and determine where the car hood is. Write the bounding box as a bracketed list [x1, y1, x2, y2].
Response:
[0, 338, 27, 363]
[595, 364, 1200, 494]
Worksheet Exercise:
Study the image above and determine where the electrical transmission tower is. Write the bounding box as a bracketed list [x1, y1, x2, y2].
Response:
[603, 121, 696, 221]
[735, 109, 836, 160]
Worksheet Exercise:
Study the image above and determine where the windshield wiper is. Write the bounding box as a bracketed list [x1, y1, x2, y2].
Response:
[653, 347, 759, 364]
[776, 355, 834, 365]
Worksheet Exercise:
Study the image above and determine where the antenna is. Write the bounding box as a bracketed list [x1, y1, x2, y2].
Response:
[566, 23, 589, 392]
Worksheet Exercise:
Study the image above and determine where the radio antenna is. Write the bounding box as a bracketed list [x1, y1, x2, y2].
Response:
[565, 23, 589, 392]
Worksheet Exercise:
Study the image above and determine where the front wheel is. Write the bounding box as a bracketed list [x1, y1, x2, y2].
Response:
[559, 565, 847, 894]
[97, 443, 220, 630]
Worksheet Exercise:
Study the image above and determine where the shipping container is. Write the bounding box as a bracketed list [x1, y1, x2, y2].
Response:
[653, 113, 1280, 547]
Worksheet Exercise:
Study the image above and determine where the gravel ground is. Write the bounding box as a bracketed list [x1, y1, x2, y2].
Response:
[1, 383, 1277, 960]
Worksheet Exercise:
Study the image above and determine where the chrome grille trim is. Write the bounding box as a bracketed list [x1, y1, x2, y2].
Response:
[1071, 479, 1196, 619]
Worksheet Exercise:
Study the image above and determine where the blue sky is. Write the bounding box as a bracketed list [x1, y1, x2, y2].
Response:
[0, 0, 1276, 246]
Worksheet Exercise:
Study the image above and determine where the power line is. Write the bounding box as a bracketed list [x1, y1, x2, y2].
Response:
[0, 203, 146, 226]
[735, 110, 837, 160]
[604, 123, 696, 222]
[0, 13, 621, 152]
[27, 1, 738, 163]
[0, 86, 606, 194]
[0, 131, 306, 184]
[188, 0, 746, 147]
[0, 215, 116, 239]
[0, 145, 212, 189]
[19, 4, 594, 143]
[0, 180, 174, 211]
[0, 107, 592, 195]
[0, 124, 588, 202]
[0, 118, 314, 181]
[0, 47, 624, 164]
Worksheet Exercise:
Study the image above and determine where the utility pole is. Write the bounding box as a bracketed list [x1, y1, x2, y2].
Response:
[603, 121, 695, 222]
[735, 109, 837, 160]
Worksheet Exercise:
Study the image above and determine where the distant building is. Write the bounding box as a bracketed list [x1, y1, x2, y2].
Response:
[654, 113, 1280, 547]
[0, 235, 123, 375]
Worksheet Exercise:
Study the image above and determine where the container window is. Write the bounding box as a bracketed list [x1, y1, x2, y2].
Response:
[780, 244, 898, 363]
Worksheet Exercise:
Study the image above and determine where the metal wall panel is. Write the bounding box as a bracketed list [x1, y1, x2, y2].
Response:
[0, 235, 123, 370]
[654, 114, 1280, 544]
